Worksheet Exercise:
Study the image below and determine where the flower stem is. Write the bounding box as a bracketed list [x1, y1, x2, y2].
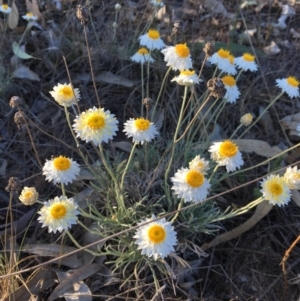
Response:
[121, 142, 138, 190]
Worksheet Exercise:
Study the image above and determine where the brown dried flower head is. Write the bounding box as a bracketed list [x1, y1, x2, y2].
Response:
[76, 5, 88, 25]
[14, 110, 27, 130]
[207, 78, 226, 98]
[5, 177, 21, 193]
[203, 41, 215, 57]
[172, 20, 188, 36]
[9, 96, 23, 109]
[143, 97, 153, 110]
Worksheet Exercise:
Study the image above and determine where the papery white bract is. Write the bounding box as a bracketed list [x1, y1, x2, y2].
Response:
[38, 196, 79, 233]
[161, 44, 193, 71]
[50, 83, 80, 107]
[283, 166, 300, 190]
[171, 167, 210, 203]
[222, 75, 240, 103]
[131, 47, 154, 64]
[171, 70, 201, 86]
[139, 29, 165, 50]
[209, 140, 244, 172]
[134, 214, 177, 260]
[123, 118, 158, 144]
[19, 187, 39, 206]
[276, 76, 299, 99]
[43, 156, 80, 185]
[235, 53, 258, 72]
[260, 174, 291, 207]
[73, 107, 119, 145]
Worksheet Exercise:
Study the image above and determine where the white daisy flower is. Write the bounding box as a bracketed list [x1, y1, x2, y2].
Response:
[0, 4, 12, 14]
[208, 49, 237, 75]
[49, 83, 81, 107]
[131, 47, 154, 64]
[161, 44, 193, 71]
[22, 12, 38, 21]
[240, 113, 253, 127]
[43, 156, 80, 185]
[37, 196, 79, 233]
[276, 76, 299, 99]
[260, 174, 291, 207]
[73, 107, 119, 145]
[139, 29, 165, 50]
[134, 214, 177, 260]
[234, 53, 258, 72]
[171, 70, 201, 86]
[171, 167, 210, 203]
[188, 155, 210, 174]
[222, 75, 240, 103]
[208, 140, 244, 172]
[283, 166, 300, 190]
[150, 0, 164, 7]
[19, 187, 39, 206]
[123, 118, 158, 144]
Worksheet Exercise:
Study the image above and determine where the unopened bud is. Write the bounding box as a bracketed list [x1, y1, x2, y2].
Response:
[240, 113, 253, 126]
[112, 22, 118, 29]
[115, 3, 121, 11]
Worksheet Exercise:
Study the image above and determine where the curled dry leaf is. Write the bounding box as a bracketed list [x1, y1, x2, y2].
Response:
[8, 0, 18, 30]
[95, 71, 134, 87]
[12, 65, 40, 81]
[263, 41, 280, 55]
[12, 42, 36, 60]
[22, 244, 83, 268]
[232, 139, 283, 158]
[3, 268, 56, 301]
[290, 28, 300, 39]
[48, 263, 102, 301]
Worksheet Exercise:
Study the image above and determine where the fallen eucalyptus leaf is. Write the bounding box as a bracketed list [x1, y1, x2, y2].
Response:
[8, 0, 18, 29]
[12, 42, 35, 59]
[12, 65, 40, 81]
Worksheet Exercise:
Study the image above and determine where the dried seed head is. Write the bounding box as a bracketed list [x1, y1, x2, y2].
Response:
[9, 96, 23, 109]
[14, 110, 27, 130]
[203, 41, 215, 57]
[207, 78, 226, 98]
[76, 5, 88, 25]
[5, 177, 21, 193]
[172, 20, 188, 36]
[143, 97, 153, 111]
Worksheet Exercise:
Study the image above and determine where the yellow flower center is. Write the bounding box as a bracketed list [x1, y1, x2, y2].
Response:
[157, 0, 161, 2]
[148, 224, 166, 244]
[26, 12, 33, 17]
[217, 48, 230, 59]
[134, 118, 150, 131]
[87, 114, 105, 130]
[269, 182, 283, 197]
[243, 53, 255, 62]
[59, 86, 73, 99]
[50, 204, 67, 219]
[24, 191, 34, 199]
[148, 29, 160, 40]
[287, 76, 299, 88]
[196, 162, 205, 169]
[137, 47, 149, 55]
[175, 44, 190, 58]
[181, 70, 195, 76]
[229, 54, 235, 64]
[2, 4, 9, 9]
[222, 75, 236, 87]
[53, 156, 71, 171]
[186, 170, 204, 188]
[219, 140, 238, 158]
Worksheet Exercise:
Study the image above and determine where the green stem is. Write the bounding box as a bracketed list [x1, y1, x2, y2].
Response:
[171, 198, 184, 222]
[151, 66, 172, 120]
[164, 86, 189, 189]
[141, 62, 144, 116]
[66, 230, 97, 255]
[121, 142, 138, 190]
[230, 124, 243, 139]
[61, 183, 66, 196]
[209, 164, 219, 181]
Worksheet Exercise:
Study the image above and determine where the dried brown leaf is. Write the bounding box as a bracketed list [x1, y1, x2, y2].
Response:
[48, 263, 102, 301]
